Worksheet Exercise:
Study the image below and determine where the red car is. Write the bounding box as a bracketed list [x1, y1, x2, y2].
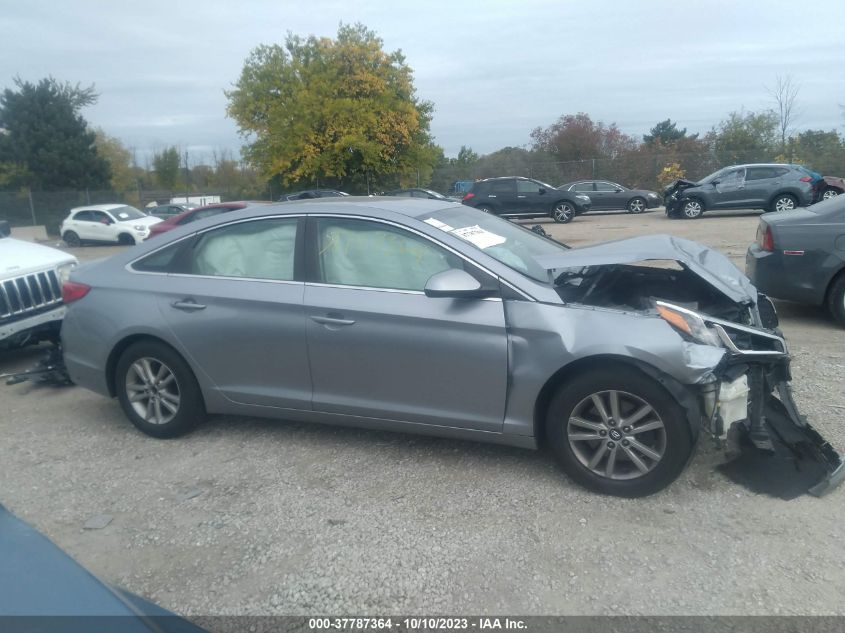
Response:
[145, 201, 268, 240]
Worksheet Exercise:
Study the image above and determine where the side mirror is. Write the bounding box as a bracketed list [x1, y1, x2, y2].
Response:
[0, 219, 10, 238]
[615, 187, 624, 192]
[424, 269, 490, 299]
[538, 187, 547, 194]
[711, 179, 721, 186]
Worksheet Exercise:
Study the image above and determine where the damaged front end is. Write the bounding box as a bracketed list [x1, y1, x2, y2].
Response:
[663, 178, 698, 216]
[537, 234, 844, 497]
[656, 300, 844, 497]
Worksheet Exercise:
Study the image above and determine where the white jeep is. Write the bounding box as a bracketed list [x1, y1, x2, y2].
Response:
[0, 220, 78, 349]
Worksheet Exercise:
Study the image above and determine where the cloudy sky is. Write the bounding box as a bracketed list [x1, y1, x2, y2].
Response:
[2, 0, 844, 164]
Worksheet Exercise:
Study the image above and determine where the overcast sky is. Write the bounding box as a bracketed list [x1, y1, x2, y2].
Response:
[2, 0, 844, 164]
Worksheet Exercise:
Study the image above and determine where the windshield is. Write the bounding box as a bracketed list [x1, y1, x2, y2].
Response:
[424, 207, 570, 283]
[696, 168, 727, 186]
[422, 189, 448, 199]
[112, 205, 147, 221]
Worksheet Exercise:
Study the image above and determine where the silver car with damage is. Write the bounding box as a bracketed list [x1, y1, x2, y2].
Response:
[61, 199, 843, 497]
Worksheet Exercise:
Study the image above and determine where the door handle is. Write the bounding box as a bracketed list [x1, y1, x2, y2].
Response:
[310, 315, 356, 326]
[171, 300, 207, 311]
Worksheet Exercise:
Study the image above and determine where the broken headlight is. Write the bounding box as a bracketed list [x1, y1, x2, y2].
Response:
[656, 302, 723, 347]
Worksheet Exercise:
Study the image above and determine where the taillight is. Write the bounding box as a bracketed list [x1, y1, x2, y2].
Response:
[463, 192, 475, 201]
[758, 223, 774, 252]
[62, 281, 91, 304]
[799, 176, 812, 182]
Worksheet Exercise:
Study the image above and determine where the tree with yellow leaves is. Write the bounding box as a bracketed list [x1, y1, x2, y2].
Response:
[226, 23, 438, 191]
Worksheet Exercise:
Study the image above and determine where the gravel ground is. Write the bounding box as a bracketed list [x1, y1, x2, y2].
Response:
[2, 207, 844, 616]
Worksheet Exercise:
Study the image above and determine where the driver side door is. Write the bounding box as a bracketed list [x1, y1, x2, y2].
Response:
[303, 216, 508, 432]
[711, 168, 747, 208]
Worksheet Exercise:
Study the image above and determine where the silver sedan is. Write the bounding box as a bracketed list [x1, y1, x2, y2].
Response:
[61, 198, 841, 497]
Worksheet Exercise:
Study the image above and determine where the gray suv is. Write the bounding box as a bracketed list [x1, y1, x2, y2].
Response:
[664, 164, 814, 219]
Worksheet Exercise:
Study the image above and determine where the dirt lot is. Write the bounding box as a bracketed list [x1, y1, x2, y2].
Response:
[2, 208, 844, 616]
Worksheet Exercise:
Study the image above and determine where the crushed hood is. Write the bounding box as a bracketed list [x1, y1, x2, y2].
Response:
[535, 234, 757, 304]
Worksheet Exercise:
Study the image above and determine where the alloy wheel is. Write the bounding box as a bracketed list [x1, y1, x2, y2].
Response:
[567, 390, 666, 480]
[822, 189, 839, 201]
[125, 357, 181, 425]
[775, 196, 796, 212]
[553, 203, 574, 222]
[683, 201, 702, 218]
[628, 198, 645, 213]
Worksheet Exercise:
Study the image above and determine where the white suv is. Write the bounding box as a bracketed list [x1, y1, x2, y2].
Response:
[0, 220, 78, 348]
[60, 204, 162, 246]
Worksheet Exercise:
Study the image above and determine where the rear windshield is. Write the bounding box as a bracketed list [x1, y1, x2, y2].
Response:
[112, 205, 147, 221]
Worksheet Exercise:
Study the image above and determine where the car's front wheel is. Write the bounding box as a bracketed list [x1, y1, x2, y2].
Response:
[771, 194, 797, 213]
[545, 366, 693, 497]
[821, 187, 840, 201]
[117, 233, 136, 245]
[115, 340, 205, 438]
[551, 201, 575, 223]
[681, 199, 703, 219]
[627, 197, 646, 214]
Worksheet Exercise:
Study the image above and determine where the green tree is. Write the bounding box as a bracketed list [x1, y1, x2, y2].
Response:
[153, 146, 181, 190]
[94, 129, 135, 192]
[226, 23, 437, 189]
[0, 77, 110, 190]
[643, 119, 697, 146]
[710, 110, 778, 164]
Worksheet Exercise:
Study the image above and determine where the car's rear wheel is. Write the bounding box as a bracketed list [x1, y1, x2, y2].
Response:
[117, 233, 136, 245]
[627, 197, 646, 214]
[545, 366, 693, 497]
[771, 194, 797, 213]
[681, 199, 703, 219]
[821, 187, 840, 201]
[115, 341, 205, 438]
[552, 201, 575, 223]
[63, 231, 81, 247]
[827, 274, 845, 328]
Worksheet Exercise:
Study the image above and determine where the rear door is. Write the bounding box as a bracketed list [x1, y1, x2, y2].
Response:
[153, 216, 311, 409]
[303, 215, 508, 432]
[744, 166, 783, 207]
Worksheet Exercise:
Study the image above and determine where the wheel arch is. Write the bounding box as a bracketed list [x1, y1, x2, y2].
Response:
[679, 195, 706, 211]
[532, 354, 702, 449]
[767, 190, 799, 207]
[824, 264, 845, 305]
[106, 333, 189, 397]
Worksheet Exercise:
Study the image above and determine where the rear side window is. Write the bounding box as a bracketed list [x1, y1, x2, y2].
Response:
[133, 243, 183, 273]
[487, 180, 513, 195]
[595, 182, 617, 192]
[746, 167, 776, 180]
[190, 218, 298, 281]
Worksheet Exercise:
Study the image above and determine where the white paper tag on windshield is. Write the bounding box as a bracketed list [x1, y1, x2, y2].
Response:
[424, 217, 455, 232]
[450, 225, 506, 249]
[118, 213, 129, 219]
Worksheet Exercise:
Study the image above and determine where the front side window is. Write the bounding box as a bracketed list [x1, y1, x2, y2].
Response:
[73, 211, 93, 222]
[316, 218, 461, 291]
[719, 168, 745, 186]
[595, 182, 618, 192]
[190, 218, 298, 281]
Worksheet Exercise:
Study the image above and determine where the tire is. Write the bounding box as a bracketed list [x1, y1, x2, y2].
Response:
[117, 233, 136, 245]
[545, 366, 693, 497]
[627, 197, 647, 214]
[476, 205, 493, 214]
[821, 187, 840, 201]
[115, 341, 205, 438]
[63, 231, 81, 247]
[771, 193, 797, 213]
[680, 199, 703, 219]
[827, 273, 845, 328]
[551, 201, 575, 223]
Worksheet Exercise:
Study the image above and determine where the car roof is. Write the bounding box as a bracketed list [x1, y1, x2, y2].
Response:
[477, 176, 533, 182]
[69, 203, 129, 212]
[726, 163, 796, 169]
